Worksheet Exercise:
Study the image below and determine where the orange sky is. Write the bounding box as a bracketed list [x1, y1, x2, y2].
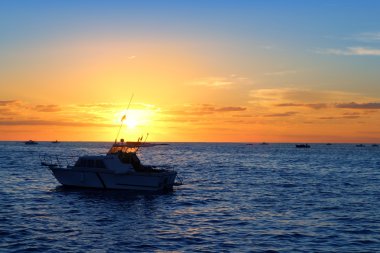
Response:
[1, 89, 380, 143]
[1, 1, 380, 143]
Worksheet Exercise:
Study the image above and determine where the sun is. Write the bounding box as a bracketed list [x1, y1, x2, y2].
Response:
[113, 108, 156, 140]
[125, 117, 138, 129]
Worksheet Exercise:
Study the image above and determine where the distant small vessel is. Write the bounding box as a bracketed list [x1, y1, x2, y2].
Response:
[25, 140, 38, 145]
[296, 144, 310, 148]
[52, 140, 60, 144]
[356, 144, 365, 147]
[371, 144, 378, 147]
[326, 143, 332, 146]
[119, 141, 168, 147]
[260, 142, 269, 145]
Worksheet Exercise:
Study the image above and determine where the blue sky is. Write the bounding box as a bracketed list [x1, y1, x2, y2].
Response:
[2, 1, 380, 47]
[2, 0, 380, 95]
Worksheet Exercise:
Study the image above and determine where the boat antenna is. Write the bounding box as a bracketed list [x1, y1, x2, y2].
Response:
[136, 133, 149, 152]
[115, 94, 134, 143]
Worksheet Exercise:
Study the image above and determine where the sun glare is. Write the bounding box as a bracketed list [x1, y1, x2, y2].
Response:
[114, 108, 156, 139]
[125, 117, 138, 129]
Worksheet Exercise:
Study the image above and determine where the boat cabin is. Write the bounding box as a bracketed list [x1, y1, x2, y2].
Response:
[74, 157, 106, 169]
[107, 142, 139, 155]
[69, 141, 157, 173]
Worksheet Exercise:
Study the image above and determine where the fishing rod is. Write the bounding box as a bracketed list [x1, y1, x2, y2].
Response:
[136, 133, 149, 152]
[114, 94, 134, 143]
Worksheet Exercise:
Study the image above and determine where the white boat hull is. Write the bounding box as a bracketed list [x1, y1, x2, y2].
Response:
[50, 168, 177, 191]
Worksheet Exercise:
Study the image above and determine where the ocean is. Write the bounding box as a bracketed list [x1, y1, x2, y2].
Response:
[0, 142, 379, 252]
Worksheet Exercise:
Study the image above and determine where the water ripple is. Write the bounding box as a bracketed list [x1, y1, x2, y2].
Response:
[0, 142, 379, 252]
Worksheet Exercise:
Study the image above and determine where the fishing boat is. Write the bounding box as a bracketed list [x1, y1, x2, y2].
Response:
[42, 139, 178, 191]
[41, 95, 180, 192]
[295, 144, 310, 148]
[25, 140, 38, 145]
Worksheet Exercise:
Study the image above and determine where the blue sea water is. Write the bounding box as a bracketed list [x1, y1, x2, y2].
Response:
[0, 142, 379, 252]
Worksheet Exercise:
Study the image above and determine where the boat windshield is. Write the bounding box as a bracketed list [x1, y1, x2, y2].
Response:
[107, 143, 138, 154]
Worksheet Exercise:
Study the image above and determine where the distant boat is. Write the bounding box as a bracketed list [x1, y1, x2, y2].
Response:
[123, 142, 169, 147]
[260, 142, 269, 145]
[326, 143, 332, 145]
[356, 144, 365, 147]
[52, 140, 60, 144]
[25, 140, 38, 145]
[372, 144, 378, 147]
[296, 144, 310, 148]
[124, 142, 161, 147]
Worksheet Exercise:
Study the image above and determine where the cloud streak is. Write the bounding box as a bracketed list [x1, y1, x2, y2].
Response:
[319, 47, 380, 56]
[264, 112, 298, 117]
[319, 115, 361, 120]
[188, 74, 251, 88]
[215, 106, 247, 112]
[164, 104, 247, 116]
[0, 100, 20, 106]
[351, 32, 380, 42]
[276, 103, 328, 109]
[335, 102, 380, 109]
[0, 120, 114, 127]
[277, 102, 380, 110]
[264, 70, 297, 76]
[250, 88, 369, 104]
[33, 104, 61, 112]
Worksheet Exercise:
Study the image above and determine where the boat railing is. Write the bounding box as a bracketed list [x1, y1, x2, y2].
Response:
[39, 153, 77, 168]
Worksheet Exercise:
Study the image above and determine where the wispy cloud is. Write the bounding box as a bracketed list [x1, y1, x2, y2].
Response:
[276, 101, 380, 110]
[188, 74, 251, 88]
[319, 115, 361, 120]
[264, 112, 298, 117]
[164, 104, 246, 116]
[33, 104, 61, 112]
[335, 102, 380, 109]
[0, 100, 20, 106]
[75, 103, 118, 109]
[0, 100, 126, 128]
[250, 88, 368, 104]
[215, 106, 247, 112]
[190, 78, 233, 88]
[0, 120, 113, 127]
[262, 45, 274, 50]
[276, 103, 328, 109]
[264, 70, 297, 76]
[249, 87, 380, 127]
[350, 32, 380, 42]
[318, 47, 380, 56]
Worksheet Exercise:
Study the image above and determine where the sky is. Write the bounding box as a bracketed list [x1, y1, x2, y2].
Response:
[1, 0, 380, 142]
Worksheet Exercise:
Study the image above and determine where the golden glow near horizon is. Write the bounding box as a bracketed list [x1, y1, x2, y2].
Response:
[1, 90, 380, 142]
[1, 1, 380, 143]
